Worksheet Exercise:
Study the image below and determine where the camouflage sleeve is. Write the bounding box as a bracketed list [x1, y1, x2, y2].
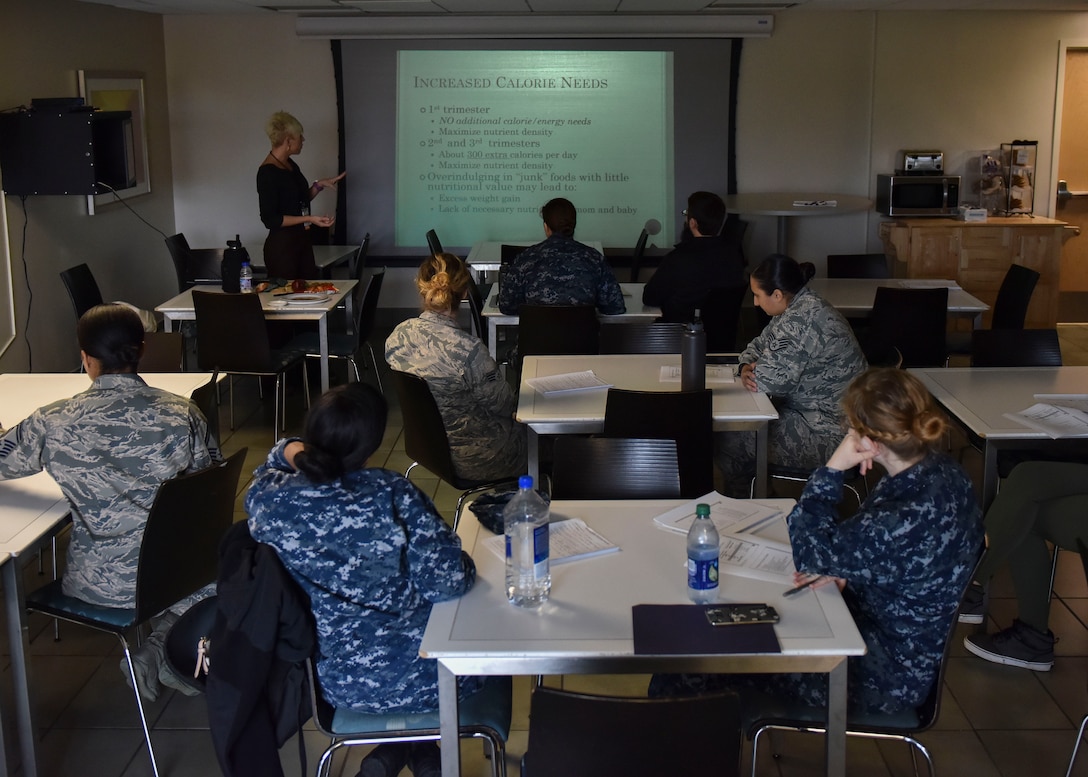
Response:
[393, 477, 476, 603]
[187, 402, 217, 469]
[596, 268, 626, 315]
[464, 342, 516, 418]
[0, 411, 49, 480]
[749, 317, 808, 395]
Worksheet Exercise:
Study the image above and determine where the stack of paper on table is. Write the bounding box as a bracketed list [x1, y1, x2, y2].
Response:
[658, 365, 735, 384]
[483, 518, 620, 564]
[526, 370, 613, 395]
[652, 492, 795, 583]
[1005, 394, 1088, 438]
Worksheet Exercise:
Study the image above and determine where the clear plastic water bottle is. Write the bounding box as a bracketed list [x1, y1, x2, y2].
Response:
[687, 502, 719, 603]
[239, 262, 253, 293]
[504, 475, 551, 607]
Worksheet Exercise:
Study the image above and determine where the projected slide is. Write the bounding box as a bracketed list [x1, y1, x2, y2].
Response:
[395, 50, 673, 248]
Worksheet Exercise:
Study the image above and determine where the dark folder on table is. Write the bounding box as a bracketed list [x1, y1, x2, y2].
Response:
[632, 604, 781, 655]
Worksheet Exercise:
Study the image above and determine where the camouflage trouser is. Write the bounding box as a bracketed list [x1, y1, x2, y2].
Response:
[714, 407, 839, 498]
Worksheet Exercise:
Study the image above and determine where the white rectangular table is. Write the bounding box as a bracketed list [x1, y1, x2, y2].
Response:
[421, 498, 866, 777]
[465, 239, 604, 275]
[910, 366, 1088, 509]
[481, 282, 662, 360]
[0, 372, 218, 777]
[156, 280, 356, 393]
[312, 244, 358, 278]
[808, 278, 989, 327]
[517, 354, 779, 496]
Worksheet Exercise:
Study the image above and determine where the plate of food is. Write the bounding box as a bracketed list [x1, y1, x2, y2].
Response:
[281, 292, 333, 305]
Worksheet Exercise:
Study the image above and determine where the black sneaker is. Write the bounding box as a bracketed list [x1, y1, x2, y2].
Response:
[407, 742, 441, 777]
[964, 618, 1056, 671]
[957, 582, 987, 625]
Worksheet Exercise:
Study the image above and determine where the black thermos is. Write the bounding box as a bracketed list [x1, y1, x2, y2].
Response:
[681, 311, 706, 391]
[221, 235, 247, 293]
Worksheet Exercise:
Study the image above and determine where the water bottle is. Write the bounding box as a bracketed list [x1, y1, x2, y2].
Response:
[681, 311, 706, 392]
[504, 475, 551, 607]
[687, 503, 719, 603]
[239, 262, 253, 293]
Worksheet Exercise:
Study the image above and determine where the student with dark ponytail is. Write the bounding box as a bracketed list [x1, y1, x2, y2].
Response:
[717, 253, 866, 496]
[246, 383, 483, 777]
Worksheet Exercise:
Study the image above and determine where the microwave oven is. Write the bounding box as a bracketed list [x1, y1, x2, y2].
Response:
[876, 174, 961, 216]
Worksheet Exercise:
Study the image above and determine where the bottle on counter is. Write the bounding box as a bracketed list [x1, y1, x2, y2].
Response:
[239, 262, 253, 293]
[504, 475, 551, 607]
[687, 502, 719, 604]
[681, 310, 706, 392]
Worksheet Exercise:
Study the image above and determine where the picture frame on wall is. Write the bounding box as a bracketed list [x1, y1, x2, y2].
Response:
[77, 70, 150, 215]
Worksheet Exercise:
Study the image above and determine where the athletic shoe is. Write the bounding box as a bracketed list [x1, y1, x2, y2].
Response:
[958, 581, 987, 624]
[964, 618, 1056, 671]
[357, 743, 410, 777]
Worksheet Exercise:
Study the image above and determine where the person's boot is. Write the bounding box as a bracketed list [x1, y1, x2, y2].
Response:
[356, 743, 410, 777]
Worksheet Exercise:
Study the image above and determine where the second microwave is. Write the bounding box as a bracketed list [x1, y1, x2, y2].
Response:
[876, 174, 960, 217]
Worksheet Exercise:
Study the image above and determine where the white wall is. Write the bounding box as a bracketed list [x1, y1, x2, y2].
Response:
[164, 13, 340, 255]
[0, 0, 177, 373]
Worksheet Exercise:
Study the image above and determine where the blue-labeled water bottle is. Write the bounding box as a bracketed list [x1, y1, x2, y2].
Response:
[504, 475, 551, 607]
[687, 502, 719, 603]
[239, 261, 253, 293]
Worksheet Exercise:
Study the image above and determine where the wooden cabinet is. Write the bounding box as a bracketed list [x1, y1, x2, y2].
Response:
[879, 217, 1066, 328]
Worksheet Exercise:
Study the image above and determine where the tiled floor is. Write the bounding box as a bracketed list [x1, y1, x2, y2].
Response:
[4, 324, 1088, 776]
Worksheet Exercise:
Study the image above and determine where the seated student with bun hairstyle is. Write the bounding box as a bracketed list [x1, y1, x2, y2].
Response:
[386, 252, 526, 482]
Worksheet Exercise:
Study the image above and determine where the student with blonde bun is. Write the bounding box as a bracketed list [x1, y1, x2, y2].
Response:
[385, 253, 526, 482]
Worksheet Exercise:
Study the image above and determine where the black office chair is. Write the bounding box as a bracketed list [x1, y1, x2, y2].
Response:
[426, 228, 443, 257]
[307, 659, 511, 777]
[949, 263, 1041, 355]
[137, 331, 185, 373]
[164, 233, 225, 292]
[522, 687, 742, 777]
[970, 328, 1062, 368]
[288, 267, 386, 394]
[603, 388, 714, 498]
[518, 305, 599, 357]
[746, 544, 986, 777]
[699, 285, 748, 352]
[26, 449, 247, 777]
[598, 322, 686, 354]
[826, 253, 890, 279]
[466, 273, 487, 344]
[59, 263, 104, 321]
[349, 232, 371, 282]
[550, 437, 681, 500]
[499, 244, 528, 263]
[192, 291, 309, 438]
[629, 227, 650, 283]
[864, 286, 949, 368]
[389, 370, 519, 528]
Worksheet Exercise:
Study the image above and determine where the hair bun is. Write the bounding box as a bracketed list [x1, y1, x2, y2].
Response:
[912, 409, 947, 444]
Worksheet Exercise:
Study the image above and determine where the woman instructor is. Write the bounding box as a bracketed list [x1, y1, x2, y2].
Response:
[257, 111, 345, 280]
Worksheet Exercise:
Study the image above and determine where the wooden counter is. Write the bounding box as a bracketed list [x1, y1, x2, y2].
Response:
[879, 216, 1067, 328]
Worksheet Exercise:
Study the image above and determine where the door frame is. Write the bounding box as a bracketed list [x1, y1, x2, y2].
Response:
[1049, 38, 1088, 214]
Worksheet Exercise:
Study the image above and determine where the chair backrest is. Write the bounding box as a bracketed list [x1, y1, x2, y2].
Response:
[522, 686, 742, 777]
[466, 274, 487, 343]
[598, 322, 686, 354]
[991, 262, 1041, 330]
[165, 233, 224, 292]
[59, 263, 105, 320]
[864, 286, 948, 368]
[629, 228, 650, 283]
[500, 244, 528, 263]
[137, 331, 185, 373]
[134, 448, 247, 621]
[189, 378, 222, 456]
[971, 328, 1062, 367]
[351, 232, 372, 282]
[389, 369, 461, 485]
[518, 305, 599, 357]
[699, 284, 748, 352]
[426, 229, 444, 257]
[352, 266, 386, 347]
[826, 253, 890, 279]
[164, 233, 192, 292]
[603, 388, 714, 497]
[551, 437, 681, 500]
[192, 291, 275, 373]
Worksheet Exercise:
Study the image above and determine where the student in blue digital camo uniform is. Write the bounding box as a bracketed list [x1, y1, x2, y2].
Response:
[496, 197, 626, 315]
[246, 383, 487, 777]
[386, 252, 526, 481]
[717, 254, 867, 496]
[0, 304, 216, 702]
[653, 369, 983, 715]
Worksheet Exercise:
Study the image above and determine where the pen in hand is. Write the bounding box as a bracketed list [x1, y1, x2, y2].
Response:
[783, 575, 828, 598]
